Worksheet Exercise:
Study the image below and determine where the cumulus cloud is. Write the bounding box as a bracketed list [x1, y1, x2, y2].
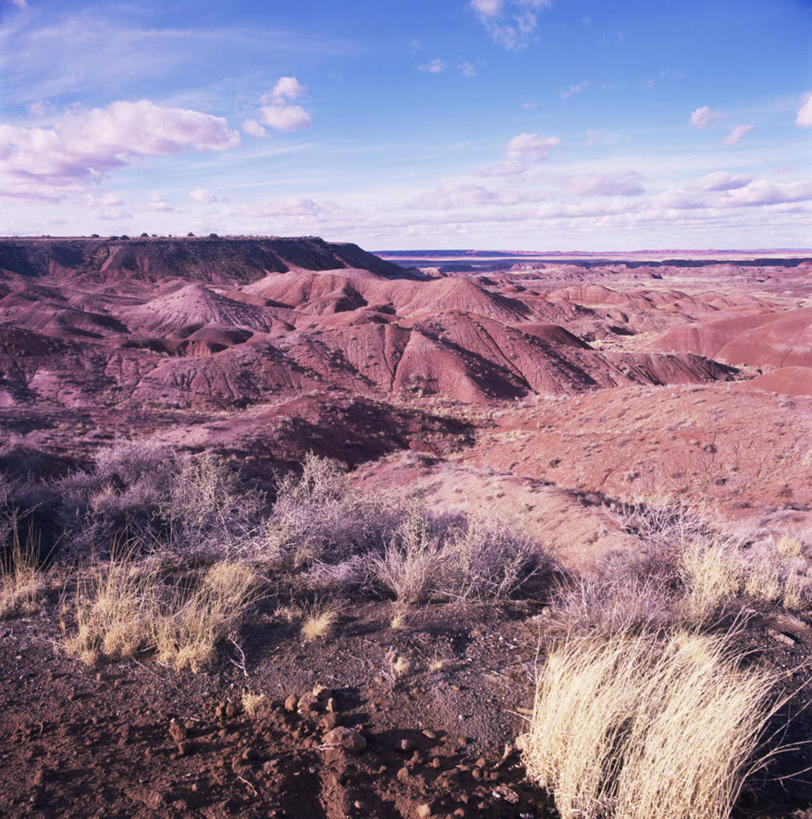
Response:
[256, 76, 312, 132]
[506, 131, 560, 162]
[725, 179, 812, 207]
[561, 81, 589, 99]
[470, 0, 552, 50]
[0, 99, 239, 201]
[259, 104, 312, 131]
[690, 106, 725, 130]
[418, 58, 446, 74]
[241, 118, 267, 138]
[567, 171, 644, 197]
[796, 93, 812, 128]
[722, 124, 753, 145]
[189, 188, 217, 204]
[698, 171, 752, 191]
[270, 76, 306, 100]
[479, 160, 526, 177]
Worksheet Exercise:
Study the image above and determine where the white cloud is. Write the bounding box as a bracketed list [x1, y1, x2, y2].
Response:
[0, 99, 239, 200]
[698, 171, 751, 191]
[254, 75, 312, 132]
[567, 171, 644, 197]
[241, 118, 267, 138]
[259, 103, 312, 132]
[27, 100, 47, 117]
[725, 179, 812, 207]
[190, 188, 217, 204]
[690, 106, 725, 130]
[479, 160, 526, 176]
[10, 0, 27, 8]
[471, 0, 502, 16]
[561, 81, 589, 99]
[147, 193, 174, 212]
[458, 60, 476, 78]
[418, 58, 446, 74]
[796, 93, 812, 128]
[721, 124, 753, 146]
[470, 0, 552, 50]
[270, 76, 306, 100]
[411, 183, 523, 211]
[506, 131, 560, 162]
[521, 101, 537, 109]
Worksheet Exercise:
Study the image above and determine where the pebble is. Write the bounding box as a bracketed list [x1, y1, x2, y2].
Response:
[323, 726, 366, 754]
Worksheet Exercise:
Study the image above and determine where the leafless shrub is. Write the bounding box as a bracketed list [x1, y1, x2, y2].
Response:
[365, 503, 539, 603]
[0, 513, 45, 618]
[253, 453, 398, 568]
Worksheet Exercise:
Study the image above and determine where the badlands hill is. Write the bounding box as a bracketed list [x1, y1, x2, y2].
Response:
[0, 235, 809, 559]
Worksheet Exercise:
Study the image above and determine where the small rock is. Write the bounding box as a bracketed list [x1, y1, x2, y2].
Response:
[284, 694, 298, 712]
[768, 629, 796, 646]
[422, 729, 437, 740]
[168, 719, 186, 744]
[396, 766, 410, 782]
[400, 738, 417, 752]
[298, 692, 321, 712]
[323, 726, 366, 754]
[416, 804, 432, 818]
[475, 757, 487, 768]
[321, 713, 339, 731]
[326, 697, 338, 713]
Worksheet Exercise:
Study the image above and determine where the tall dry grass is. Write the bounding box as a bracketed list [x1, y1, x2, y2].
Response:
[0, 514, 45, 618]
[64, 552, 258, 670]
[521, 629, 780, 819]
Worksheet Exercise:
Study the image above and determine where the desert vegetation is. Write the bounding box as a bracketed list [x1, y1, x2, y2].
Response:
[2, 443, 809, 817]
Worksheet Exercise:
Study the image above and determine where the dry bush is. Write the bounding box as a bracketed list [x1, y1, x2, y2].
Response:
[64, 554, 258, 671]
[0, 514, 45, 618]
[366, 504, 538, 603]
[521, 629, 779, 819]
[160, 453, 264, 556]
[255, 453, 397, 569]
[678, 537, 745, 625]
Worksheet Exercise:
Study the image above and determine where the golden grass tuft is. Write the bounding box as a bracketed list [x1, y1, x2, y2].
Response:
[0, 517, 45, 619]
[63, 554, 258, 671]
[521, 629, 778, 819]
[300, 600, 338, 642]
[241, 691, 268, 717]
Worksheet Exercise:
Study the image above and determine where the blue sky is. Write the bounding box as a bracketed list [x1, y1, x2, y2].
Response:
[0, 0, 809, 249]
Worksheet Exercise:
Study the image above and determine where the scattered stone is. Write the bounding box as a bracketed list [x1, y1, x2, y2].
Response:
[297, 692, 321, 712]
[400, 738, 417, 752]
[323, 727, 366, 754]
[168, 719, 186, 744]
[396, 766, 410, 782]
[768, 629, 796, 646]
[422, 729, 437, 740]
[284, 694, 298, 712]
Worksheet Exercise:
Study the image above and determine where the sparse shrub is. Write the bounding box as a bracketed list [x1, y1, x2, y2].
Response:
[521, 628, 780, 819]
[366, 503, 539, 603]
[256, 454, 396, 569]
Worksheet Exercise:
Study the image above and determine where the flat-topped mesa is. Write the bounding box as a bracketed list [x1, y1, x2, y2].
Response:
[0, 235, 419, 285]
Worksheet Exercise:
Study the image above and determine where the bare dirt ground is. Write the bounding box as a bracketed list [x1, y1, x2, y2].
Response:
[1, 237, 810, 817]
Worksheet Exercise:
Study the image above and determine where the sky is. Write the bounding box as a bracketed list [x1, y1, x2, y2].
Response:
[0, 0, 810, 250]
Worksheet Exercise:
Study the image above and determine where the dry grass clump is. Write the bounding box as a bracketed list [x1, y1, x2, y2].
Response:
[153, 561, 258, 672]
[241, 691, 268, 717]
[64, 552, 155, 665]
[300, 599, 339, 642]
[521, 629, 779, 819]
[0, 515, 45, 619]
[63, 553, 258, 671]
